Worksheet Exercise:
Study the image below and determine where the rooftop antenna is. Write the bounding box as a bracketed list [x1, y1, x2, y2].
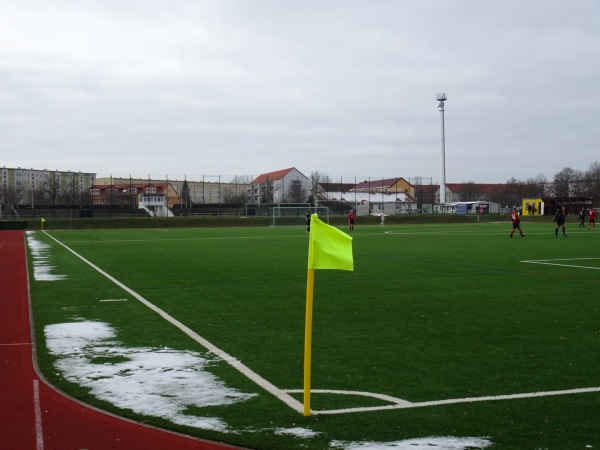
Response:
[436, 93, 447, 205]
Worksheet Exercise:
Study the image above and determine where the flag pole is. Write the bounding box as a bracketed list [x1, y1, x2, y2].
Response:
[303, 267, 315, 416]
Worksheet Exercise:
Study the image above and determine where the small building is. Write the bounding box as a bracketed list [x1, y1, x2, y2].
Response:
[248, 168, 309, 204]
[437, 201, 501, 214]
[89, 182, 178, 208]
[353, 177, 415, 198]
[543, 197, 592, 216]
[522, 198, 544, 216]
[138, 193, 174, 217]
[317, 190, 417, 216]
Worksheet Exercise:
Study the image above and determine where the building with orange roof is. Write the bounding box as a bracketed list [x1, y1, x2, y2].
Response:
[248, 168, 309, 204]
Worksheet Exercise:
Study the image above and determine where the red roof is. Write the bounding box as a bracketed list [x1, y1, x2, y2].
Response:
[353, 177, 409, 190]
[251, 168, 295, 184]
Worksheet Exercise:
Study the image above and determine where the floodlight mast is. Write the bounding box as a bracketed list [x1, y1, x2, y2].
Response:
[436, 93, 447, 205]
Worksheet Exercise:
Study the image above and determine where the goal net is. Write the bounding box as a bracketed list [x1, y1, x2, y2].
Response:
[270, 206, 330, 227]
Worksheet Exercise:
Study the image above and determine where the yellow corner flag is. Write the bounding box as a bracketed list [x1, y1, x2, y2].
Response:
[41, 217, 45, 230]
[304, 213, 353, 416]
[307, 213, 353, 271]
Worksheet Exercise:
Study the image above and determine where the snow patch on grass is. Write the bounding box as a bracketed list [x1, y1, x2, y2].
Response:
[274, 427, 321, 438]
[45, 321, 257, 432]
[26, 231, 68, 281]
[330, 436, 493, 449]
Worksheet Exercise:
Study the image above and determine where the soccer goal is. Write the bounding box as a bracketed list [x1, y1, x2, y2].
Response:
[270, 205, 330, 227]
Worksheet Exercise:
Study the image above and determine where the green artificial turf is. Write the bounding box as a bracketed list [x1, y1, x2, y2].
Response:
[27, 221, 600, 449]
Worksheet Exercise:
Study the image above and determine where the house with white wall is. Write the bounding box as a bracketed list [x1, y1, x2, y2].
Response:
[248, 168, 309, 204]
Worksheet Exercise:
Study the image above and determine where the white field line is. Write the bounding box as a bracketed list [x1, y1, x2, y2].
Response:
[522, 257, 600, 270]
[287, 386, 600, 415]
[52, 235, 300, 245]
[33, 380, 45, 450]
[42, 232, 305, 415]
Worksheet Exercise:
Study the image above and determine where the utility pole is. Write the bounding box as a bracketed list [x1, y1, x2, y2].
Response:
[436, 93, 447, 205]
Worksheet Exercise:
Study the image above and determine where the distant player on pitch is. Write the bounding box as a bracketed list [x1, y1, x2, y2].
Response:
[510, 207, 524, 238]
[554, 206, 568, 237]
[347, 209, 356, 232]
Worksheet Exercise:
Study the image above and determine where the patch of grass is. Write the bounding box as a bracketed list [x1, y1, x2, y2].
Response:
[27, 223, 600, 449]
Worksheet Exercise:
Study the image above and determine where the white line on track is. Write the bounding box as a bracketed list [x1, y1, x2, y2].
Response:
[42, 231, 305, 415]
[33, 379, 45, 450]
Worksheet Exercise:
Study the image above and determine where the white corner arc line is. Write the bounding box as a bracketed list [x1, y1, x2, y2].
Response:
[286, 386, 600, 415]
[522, 258, 600, 270]
[33, 379, 45, 450]
[42, 232, 304, 414]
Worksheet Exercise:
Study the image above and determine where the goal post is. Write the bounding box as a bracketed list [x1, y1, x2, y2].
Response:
[270, 205, 330, 227]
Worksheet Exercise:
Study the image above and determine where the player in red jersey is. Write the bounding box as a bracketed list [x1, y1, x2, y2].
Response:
[347, 210, 355, 232]
[589, 208, 596, 229]
[510, 207, 524, 238]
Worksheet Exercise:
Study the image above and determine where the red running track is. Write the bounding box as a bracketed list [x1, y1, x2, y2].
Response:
[0, 230, 246, 450]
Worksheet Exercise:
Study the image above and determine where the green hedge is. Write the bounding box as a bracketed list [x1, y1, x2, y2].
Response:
[6, 213, 557, 230]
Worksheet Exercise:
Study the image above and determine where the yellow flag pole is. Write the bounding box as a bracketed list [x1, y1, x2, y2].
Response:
[303, 267, 315, 416]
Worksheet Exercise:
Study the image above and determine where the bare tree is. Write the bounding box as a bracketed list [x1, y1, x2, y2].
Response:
[309, 171, 331, 204]
[285, 184, 308, 203]
[553, 167, 584, 197]
[43, 173, 61, 206]
[460, 181, 480, 201]
[533, 173, 549, 198]
[582, 161, 600, 202]
[229, 175, 252, 184]
[222, 186, 247, 204]
[501, 177, 524, 208]
[2, 186, 20, 207]
[32, 187, 49, 206]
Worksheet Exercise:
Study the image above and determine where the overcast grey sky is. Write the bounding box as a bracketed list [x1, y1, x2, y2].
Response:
[1, 1, 599, 183]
